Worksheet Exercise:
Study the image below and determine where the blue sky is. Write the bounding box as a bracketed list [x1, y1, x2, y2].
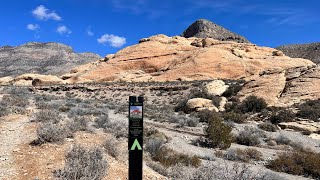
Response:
[0, 0, 319, 56]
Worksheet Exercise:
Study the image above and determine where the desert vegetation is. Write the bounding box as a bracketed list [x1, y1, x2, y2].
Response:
[0, 81, 319, 180]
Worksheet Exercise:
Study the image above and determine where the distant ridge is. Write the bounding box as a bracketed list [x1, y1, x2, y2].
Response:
[181, 19, 250, 43]
[276, 42, 320, 64]
[0, 42, 101, 77]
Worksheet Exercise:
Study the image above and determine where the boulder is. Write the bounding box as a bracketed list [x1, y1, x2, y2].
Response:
[204, 80, 229, 96]
[0, 76, 13, 85]
[186, 98, 219, 112]
[218, 97, 228, 111]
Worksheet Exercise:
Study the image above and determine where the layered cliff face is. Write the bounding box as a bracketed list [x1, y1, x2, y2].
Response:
[0, 35, 319, 107]
[276, 42, 320, 64]
[0, 42, 101, 77]
[181, 19, 250, 43]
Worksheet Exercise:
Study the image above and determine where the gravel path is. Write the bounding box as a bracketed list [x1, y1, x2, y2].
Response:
[0, 115, 29, 179]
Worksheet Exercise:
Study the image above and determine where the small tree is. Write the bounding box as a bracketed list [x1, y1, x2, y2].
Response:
[205, 114, 233, 149]
[240, 95, 267, 113]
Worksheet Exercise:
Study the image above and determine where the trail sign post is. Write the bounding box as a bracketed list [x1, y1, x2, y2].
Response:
[128, 96, 143, 180]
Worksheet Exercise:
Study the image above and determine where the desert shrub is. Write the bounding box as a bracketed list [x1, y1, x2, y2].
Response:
[68, 116, 88, 132]
[54, 145, 108, 180]
[6, 86, 30, 96]
[114, 104, 127, 114]
[153, 147, 201, 167]
[0, 94, 29, 108]
[170, 114, 199, 127]
[223, 111, 246, 124]
[269, 109, 295, 124]
[275, 135, 291, 145]
[103, 137, 121, 159]
[0, 106, 10, 117]
[195, 109, 217, 122]
[146, 137, 165, 157]
[68, 106, 106, 118]
[204, 114, 233, 149]
[236, 127, 265, 146]
[267, 150, 320, 179]
[258, 122, 278, 132]
[36, 122, 69, 144]
[224, 148, 263, 162]
[33, 110, 60, 123]
[173, 162, 286, 180]
[94, 114, 110, 129]
[297, 99, 320, 121]
[222, 81, 244, 98]
[239, 96, 267, 113]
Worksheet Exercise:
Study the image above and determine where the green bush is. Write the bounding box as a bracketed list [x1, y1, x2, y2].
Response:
[258, 122, 278, 132]
[267, 150, 320, 179]
[269, 109, 295, 124]
[205, 114, 233, 149]
[222, 81, 244, 98]
[153, 147, 201, 167]
[224, 148, 263, 162]
[297, 99, 320, 121]
[223, 111, 246, 124]
[239, 96, 267, 113]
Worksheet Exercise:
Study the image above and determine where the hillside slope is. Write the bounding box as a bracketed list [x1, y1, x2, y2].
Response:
[0, 42, 101, 77]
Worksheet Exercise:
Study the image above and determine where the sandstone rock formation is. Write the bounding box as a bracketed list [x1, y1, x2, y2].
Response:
[63, 34, 317, 106]
[186, 98, 219, 112]
[3, 73, 65, 86]
[0, 42, 101, 77]
[276, 42, 320, 64]
[204, 80, 229, 96]
[181, 19, 250, 43]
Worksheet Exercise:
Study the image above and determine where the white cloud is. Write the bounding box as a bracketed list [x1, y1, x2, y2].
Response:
[87, 27, 94, 36]
[97, 34, 126, 48]
[56, 25, 72, 35]
[27, 24, 40, 31]
[32, 5, 62, 21]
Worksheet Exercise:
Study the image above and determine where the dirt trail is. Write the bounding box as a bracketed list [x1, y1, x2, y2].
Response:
[0, 115, 29, 180]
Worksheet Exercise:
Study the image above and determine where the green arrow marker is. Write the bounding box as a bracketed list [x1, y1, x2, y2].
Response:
[130, 138, 142, 150]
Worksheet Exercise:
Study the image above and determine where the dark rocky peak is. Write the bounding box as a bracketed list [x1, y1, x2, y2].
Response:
[181, 19, 250, 43]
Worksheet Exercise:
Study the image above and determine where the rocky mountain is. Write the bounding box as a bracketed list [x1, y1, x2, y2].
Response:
[276, 42, 320, 64]
[0, 42, 101, 77]
[181, 19, 250, 43]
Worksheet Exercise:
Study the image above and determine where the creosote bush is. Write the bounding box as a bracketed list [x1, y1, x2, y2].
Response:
[236, 127, 265, 146]
[267, 150, 320, 179]
[223, 111, 247, 124]
[269, 109, 295, 124]
[36, 122, 69, 144]
[153, 147, 201, 167]
[258, 122, 278, 132]
[297, 99, 320, 121]
[54, 145, 108, 180]
[239, 95, 267, 113]
[224, 148, 263, 162]
[103, 137, 121, 159]
[33, 110, 60, 123]
[204, 113, 233, 149]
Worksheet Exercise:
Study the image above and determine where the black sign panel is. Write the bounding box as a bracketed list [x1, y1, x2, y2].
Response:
[128, 96, 143, 180]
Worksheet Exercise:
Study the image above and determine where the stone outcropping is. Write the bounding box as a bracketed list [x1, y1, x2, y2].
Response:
[186, 98, 219, 112]
[276, 42, 320, 64]
[181, 19, 250, 43]
[204, 80, 229, 96]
